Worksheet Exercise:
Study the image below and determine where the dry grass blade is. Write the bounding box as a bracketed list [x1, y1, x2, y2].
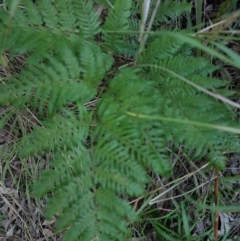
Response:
[149, 163, 209, 205]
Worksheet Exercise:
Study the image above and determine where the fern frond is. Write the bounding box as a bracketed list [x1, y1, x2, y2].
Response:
[98, 68, 172, 176]
[72, 0, 101, 38]
[19, 108, 90, 157]
[101, 0, 132, 53]
[153, 1, 192, 24]
[79, 41, 113, 84]
[1, 1, 240, 240]
[0, 66, 95, 115]
[21, 0, 43, 25]
[139, 35, 185, 63]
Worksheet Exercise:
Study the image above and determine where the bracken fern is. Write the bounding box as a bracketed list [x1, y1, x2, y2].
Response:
[0, 0, 239, 240]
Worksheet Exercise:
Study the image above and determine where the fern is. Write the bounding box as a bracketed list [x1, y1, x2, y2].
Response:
[101, 0, 132, 53]
[154, 1, 191, 23]
[0, 0, 239, 240]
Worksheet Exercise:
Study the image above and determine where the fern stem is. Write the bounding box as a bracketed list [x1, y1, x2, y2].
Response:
[127, 112, 240, 135]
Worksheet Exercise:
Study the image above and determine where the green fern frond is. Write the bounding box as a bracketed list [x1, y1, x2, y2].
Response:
[154, 1, 192, 23]
[21, 0, 43, 25]
[101, 0, 132, 53]
[98, 68, 172, 175]
[72, 0, 101, 38]
[36, 0, 59, 27]
[79, 41, 113, 84]
[0, 66, 95, 115]
[19, 109, 90, 157]
[1, 1, 240, 241]
[139, 35, 195, 64]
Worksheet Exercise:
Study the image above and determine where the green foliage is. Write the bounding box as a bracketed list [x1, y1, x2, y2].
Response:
[153, 1, 192, 24]
[0, 0, 239, 240]
[101, 0, 132, 52]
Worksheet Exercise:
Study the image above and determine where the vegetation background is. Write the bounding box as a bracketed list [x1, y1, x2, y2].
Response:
[0, 0, 240, 241]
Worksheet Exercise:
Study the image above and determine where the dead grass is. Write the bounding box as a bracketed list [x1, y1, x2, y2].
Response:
[0, 124, 63, 240]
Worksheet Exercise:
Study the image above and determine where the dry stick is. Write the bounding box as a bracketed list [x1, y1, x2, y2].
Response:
[150, 163, 209, 205]
[197, 19, 226, 34]
[130, 163, 210, 206]
[214, 168, 220, 241]
[138, 0, 150, 43]
[137, 0, 162, 62]
[0, 193, 32, 240]
[198, 9, 240, 34]
[158, 177, 216, 202]
[142, 0, 161, 46]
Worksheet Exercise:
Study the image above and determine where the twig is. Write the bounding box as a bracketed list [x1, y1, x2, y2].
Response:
[137, 0, 161, 62]
[214, 168, 219, 241]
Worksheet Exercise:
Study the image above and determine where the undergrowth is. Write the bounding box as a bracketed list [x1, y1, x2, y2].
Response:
[0, 0, 240, 240]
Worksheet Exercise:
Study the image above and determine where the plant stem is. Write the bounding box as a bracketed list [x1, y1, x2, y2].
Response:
[214, 168, 219, 241]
